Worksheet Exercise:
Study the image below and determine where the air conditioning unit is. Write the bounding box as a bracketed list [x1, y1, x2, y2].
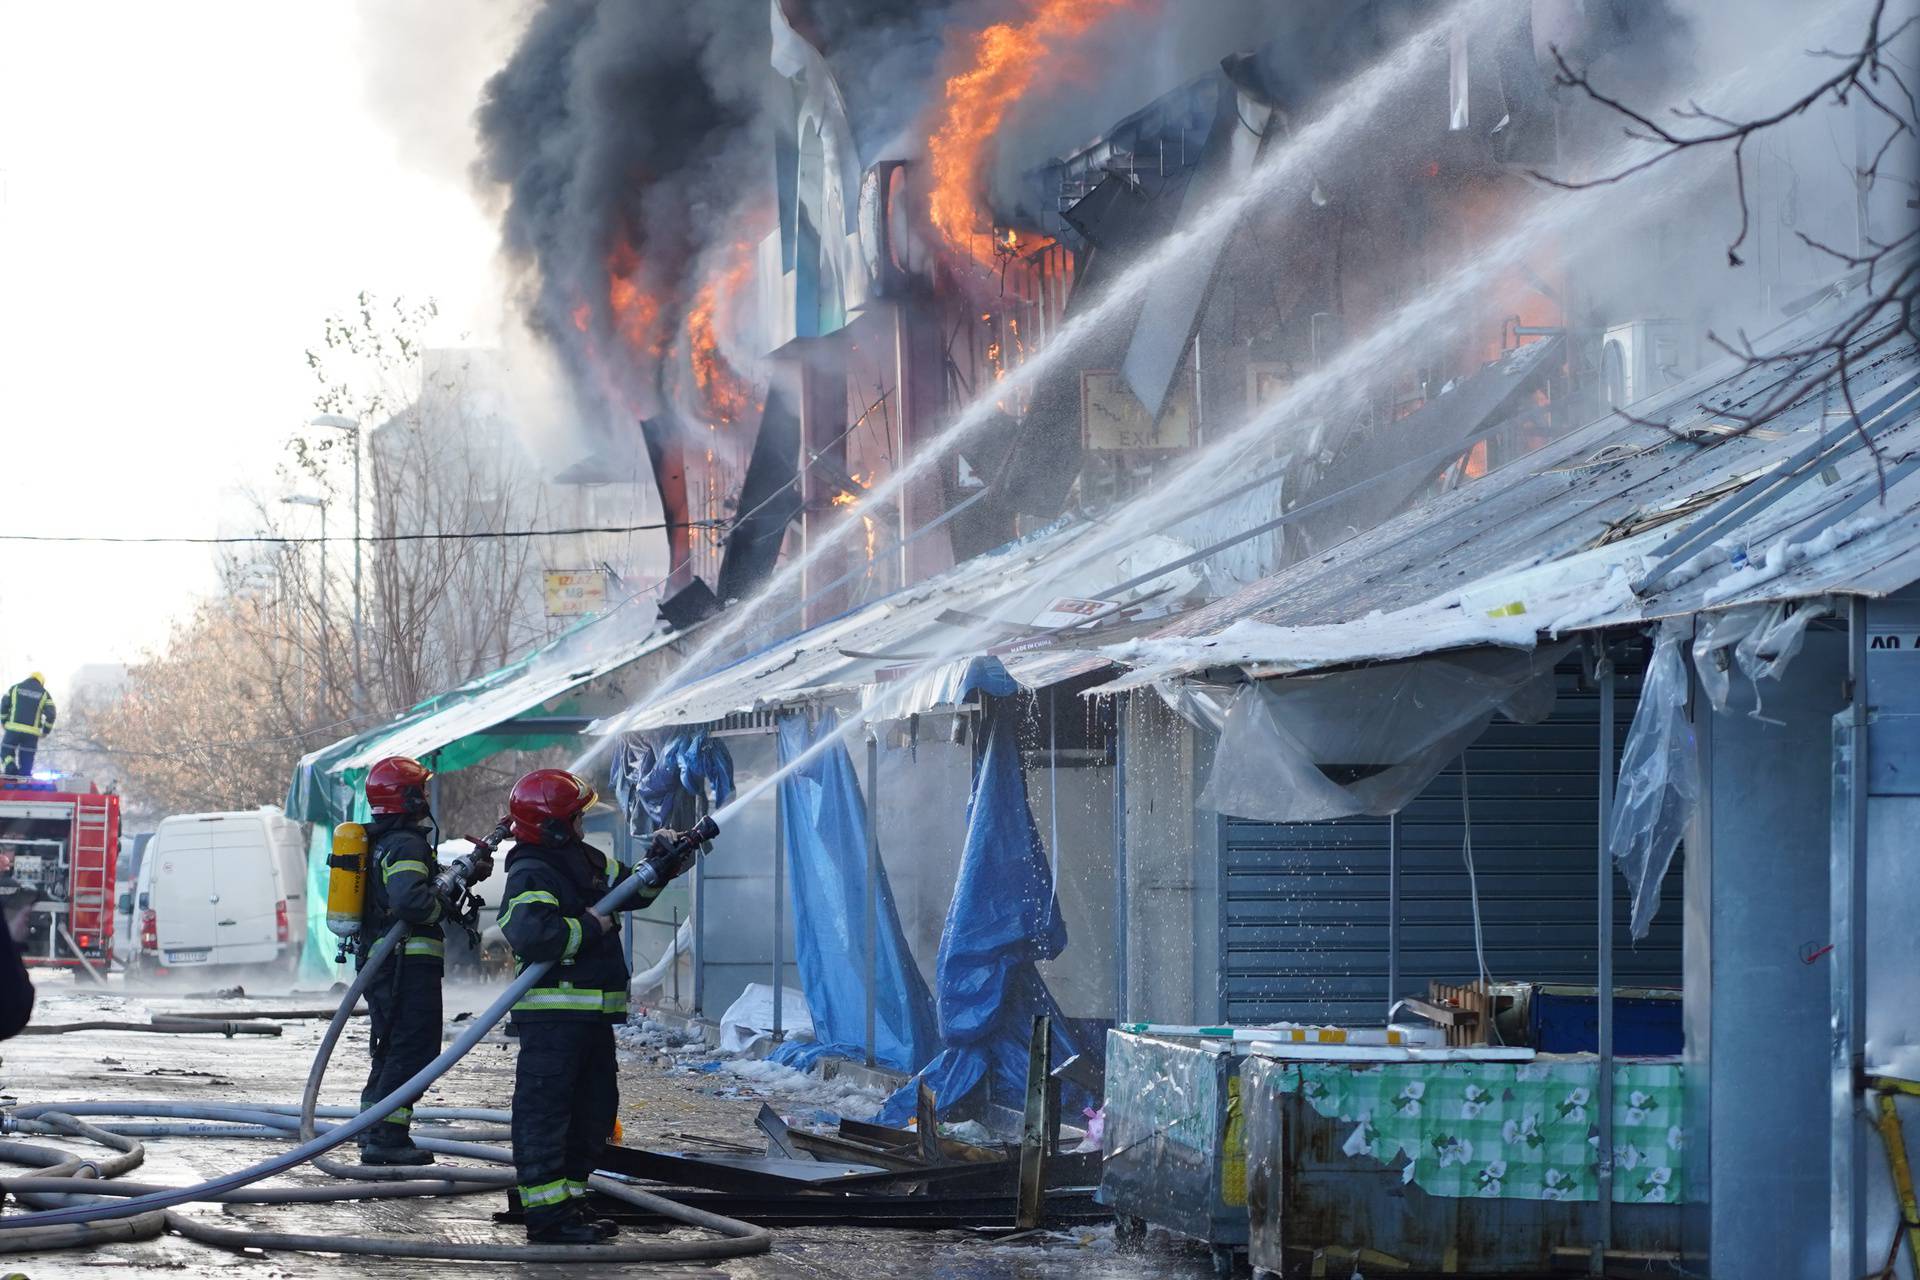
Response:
[1601, 320, 1695, 410]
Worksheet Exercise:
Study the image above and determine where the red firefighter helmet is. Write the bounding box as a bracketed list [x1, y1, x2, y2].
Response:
[508, 769, 597, 845]
[366, 756, 434, 816]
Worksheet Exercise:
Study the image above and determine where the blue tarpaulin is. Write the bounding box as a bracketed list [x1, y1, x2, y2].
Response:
[767, 712, 938, 1074]
[611, 731, 736, 834]
[878, 672, 1090, 1123]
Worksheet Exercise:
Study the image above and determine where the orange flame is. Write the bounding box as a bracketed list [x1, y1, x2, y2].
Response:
[831, 474, 879, 562]
[605, 235, 664, 357]
[687, 243, 755, 428]
[927, 0, 1136, 265]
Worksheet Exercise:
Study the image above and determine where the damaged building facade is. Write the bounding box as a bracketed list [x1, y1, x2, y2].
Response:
[291, 1, 1918, 1275]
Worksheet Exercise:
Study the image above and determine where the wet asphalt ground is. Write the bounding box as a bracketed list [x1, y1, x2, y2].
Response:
[0, 973, 1226, 1279]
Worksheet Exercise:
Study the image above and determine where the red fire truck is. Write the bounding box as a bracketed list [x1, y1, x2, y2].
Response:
[0, 777, 120, 970]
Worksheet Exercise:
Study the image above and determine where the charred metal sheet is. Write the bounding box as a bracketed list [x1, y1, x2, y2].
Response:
[999, 172, 1184, 523]
[547, 1186, 1110, 1230]
[591, 1143, 887, 1195]
[716, 387, 804, 606]
[1119, 81, 1270, 423]
[755, 1103, 811, 1162]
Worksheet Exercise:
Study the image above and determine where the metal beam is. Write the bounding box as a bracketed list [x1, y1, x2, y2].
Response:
[1016, 1013, 1053, 1231]
[1112, 710, 1128, 1022]
[1595, 647, 1618, 1271]
[692, 837, 707, 1017]
[864, 732, 879, 1068]
[771, 777, 785, 1042]
[1388, 811, 1401, 1017]
[1635, 372, 1920, 594]
[1832, 595, 1871, 1279]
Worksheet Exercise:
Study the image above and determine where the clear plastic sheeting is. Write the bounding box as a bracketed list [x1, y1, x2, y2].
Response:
[1690, 599, 1829, 718]
[1179, 645, 1568, 823]
[1609, 623, 1700, 940]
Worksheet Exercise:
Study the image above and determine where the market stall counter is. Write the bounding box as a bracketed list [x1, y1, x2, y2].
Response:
[1240, 1042, 1686, 1277]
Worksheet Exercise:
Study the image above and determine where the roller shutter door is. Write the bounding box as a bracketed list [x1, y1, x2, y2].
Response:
[1219, 657, 1683, 1025]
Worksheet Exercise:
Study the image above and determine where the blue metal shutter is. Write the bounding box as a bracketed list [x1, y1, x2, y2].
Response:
[1219, 658, 1683, 1025]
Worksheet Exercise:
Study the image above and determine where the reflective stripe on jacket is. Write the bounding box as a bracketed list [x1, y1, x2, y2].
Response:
[2, 682, 54, 737]
[500, 838, 650, 1024]
[362, 817, 444, 962]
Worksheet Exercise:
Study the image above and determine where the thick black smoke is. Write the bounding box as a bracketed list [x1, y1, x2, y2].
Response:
[475, 0, 971, 434]
[475, 0, 769, 423]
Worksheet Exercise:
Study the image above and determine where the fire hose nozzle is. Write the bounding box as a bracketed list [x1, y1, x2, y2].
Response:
[630, 816, 722, 894]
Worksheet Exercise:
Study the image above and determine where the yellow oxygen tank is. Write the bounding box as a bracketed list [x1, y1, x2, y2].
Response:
[326, 822, 369, 940]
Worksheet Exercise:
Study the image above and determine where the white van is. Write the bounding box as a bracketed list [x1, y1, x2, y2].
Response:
[142, 808, 308, 974]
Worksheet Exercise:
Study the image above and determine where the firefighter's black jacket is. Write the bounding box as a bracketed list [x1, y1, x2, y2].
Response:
[499, 837, 660, 1023]
[364, 814, 445, 963]
[2, 679, 55, 738]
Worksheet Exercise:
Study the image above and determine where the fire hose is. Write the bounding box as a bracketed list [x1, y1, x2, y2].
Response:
[0, 816, 766, 1262]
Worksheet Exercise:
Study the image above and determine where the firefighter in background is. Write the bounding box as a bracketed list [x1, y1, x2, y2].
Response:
[358, 755, 484, 1166]
[1, 674, 56, 778]
[498, 768, 703, 1244]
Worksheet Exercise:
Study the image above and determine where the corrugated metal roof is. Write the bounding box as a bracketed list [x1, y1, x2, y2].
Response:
[595, 318, 1918, 728]
[1091, 334, 1920, 689]
[607, 520, 1201, 732]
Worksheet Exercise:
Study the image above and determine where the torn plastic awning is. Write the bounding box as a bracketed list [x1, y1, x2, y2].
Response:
[329, 599, 683, 774]
[1091, 332, 1920, 690]
[607, 519, 1198, 733]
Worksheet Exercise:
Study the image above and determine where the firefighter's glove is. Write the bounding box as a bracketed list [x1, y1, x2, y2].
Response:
[642, 829, 701, 886]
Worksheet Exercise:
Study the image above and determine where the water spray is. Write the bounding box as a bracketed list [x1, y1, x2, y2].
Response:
[572, 0, 1508, 774]
[0, 1, 1840, 1258]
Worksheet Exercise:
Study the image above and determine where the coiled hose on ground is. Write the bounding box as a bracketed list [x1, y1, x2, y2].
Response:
[0, 886, 775, 1263]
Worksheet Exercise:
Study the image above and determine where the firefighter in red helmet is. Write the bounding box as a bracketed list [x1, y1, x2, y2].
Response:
[357, 755, 485, 1166]
[498, 767, 705, 1243]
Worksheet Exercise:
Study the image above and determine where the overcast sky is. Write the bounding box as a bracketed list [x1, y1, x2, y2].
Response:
[0, 1, 524, 695]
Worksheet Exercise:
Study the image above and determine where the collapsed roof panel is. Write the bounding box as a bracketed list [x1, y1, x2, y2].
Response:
[716, 386, 805, 606]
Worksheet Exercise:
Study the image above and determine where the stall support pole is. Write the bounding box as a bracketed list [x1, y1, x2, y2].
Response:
[691, 852, 706, 1017]
[1834, 595, 1872, 1279]
[1387, 812, 1401, 1016]
[612, 818, 636, 970]
[1111, 713, 1128, 1023]
[864, 733, 880, 1068]
[771, 782, 785, 1042]
[1594, 649, 1617, 1273]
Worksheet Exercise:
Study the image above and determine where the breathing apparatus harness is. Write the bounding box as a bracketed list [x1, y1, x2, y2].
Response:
[327, 815, 510, 967]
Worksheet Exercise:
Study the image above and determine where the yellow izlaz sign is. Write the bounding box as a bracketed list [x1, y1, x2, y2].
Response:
[544, 570, 608, 618]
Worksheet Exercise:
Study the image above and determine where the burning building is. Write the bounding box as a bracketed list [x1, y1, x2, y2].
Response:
[479, 1, 1705, 645]
[287, 4, 1919, 1273]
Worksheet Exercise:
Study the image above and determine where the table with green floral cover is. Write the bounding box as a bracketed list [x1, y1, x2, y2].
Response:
[1270, 1057, 1685, 1203]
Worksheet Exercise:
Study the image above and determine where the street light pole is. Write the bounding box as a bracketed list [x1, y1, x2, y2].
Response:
[309, 416, 364, 714]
